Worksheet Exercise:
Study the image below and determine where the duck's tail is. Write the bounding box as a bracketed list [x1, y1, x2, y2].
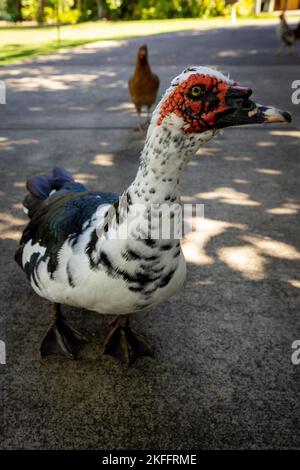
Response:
[23, 167, 74, 217]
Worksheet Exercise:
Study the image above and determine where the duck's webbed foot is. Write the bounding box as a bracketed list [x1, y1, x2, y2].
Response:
[103, 315, 153, 366]
[40, 303, 88, 359]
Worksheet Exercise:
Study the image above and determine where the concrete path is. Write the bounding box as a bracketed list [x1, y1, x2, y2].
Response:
[0, 23, 300, 449]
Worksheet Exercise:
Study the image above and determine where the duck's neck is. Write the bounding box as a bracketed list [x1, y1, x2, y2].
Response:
[127, 125, 216, 205]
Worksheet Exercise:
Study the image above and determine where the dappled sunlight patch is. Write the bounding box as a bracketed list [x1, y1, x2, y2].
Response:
[0, 137, 38, 151]
[0, 229, 22, 240]
[181, 195, 196, 202]
[218, 245, 266, 281]
[6, 73, 99, 92]
[91, 154, 114, 167]
[13, 202, 24, 210]
[224, 156, 251, 161]
[242, 235, 300, 260]
[270, 130, 300, 138]
[233, 179, 249, 185]
[29, 107, 43, 112]
[69, 106, 90, 111]
[106, 80, 127, 89]
[190, 280, 214, 286]
[182, 217, 246, 265]
[217, 49, 257, 57]
[196, 147, 221, 157]
[0, 212, 25, 240]
[255, 168, 282, 176]
[73, 173, 97, 184]
[196, 187, 260, 206]
[256, 141, 276, 148]
[288, 280, 300, 289]
[267, 202, 300, 215]
[13, 181, 25, 188]
[182, 238, 214, 265]
[106, 103, 133, 112]
[82, 40, 127, 50]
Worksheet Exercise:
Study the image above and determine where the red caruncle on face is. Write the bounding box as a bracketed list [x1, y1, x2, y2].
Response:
[157, 74, 232, 134]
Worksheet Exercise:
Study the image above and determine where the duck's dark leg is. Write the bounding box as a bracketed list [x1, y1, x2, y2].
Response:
[103, 315, 153, 366]
[40, 303, 87, 359]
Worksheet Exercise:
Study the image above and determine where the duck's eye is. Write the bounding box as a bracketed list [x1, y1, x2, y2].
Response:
[190, 86, 204, 98]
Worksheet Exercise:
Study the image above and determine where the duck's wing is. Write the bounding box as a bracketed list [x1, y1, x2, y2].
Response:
[15, 190, 119, 277]
[15, 168, 119, 277]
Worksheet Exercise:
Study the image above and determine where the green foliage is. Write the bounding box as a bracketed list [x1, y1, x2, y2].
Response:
[236, 0, 254, 17]
[119, 1, 228, 20]
[22, 0, 38, 21]
[0, 0, 255, 24]
[5, 0, 23, 21]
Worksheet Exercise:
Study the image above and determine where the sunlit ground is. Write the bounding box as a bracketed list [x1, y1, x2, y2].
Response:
[1, 15, 299, 66]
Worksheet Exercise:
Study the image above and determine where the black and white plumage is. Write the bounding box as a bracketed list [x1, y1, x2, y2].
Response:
[15, 66, 291, 365]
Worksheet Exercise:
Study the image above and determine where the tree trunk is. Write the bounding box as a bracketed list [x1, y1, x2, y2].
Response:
[96, 0, 105, 19]
[17, 0, 22, 21]
[36, 0, 45, 25]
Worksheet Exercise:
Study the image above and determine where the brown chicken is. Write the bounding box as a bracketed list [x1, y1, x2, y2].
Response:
[128, 45, 160, 130]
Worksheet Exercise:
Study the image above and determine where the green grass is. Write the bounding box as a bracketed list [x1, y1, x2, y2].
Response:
[0, 15, 299, 66]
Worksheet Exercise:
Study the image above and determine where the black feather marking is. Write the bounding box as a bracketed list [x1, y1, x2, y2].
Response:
[16, 189, 119, 277]
[121, 248, 159, 262]
[121, 249, 142, 261]
[14, 245, 24, 268]
[143, 238, 156, 247]
[159, 269, 176, 288]
[160, 244, 172, 251]
[23, 252, 46, 289]
[94, 250, 163, 293]
[128, 285, 145, 293]
[86, 229, 100, 269]
[66, 262, 76, 288]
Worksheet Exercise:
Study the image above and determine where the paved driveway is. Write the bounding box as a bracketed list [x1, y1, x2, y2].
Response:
[0, 23, 300, 449]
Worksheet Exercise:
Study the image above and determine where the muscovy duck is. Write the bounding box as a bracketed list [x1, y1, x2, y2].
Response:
[15, 66, 291, 365]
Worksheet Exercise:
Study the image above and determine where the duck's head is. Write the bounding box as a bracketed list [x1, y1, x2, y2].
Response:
[149, 66, 291, 141]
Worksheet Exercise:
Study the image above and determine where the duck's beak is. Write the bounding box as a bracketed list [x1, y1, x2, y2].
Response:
[216, 86, 292, 128]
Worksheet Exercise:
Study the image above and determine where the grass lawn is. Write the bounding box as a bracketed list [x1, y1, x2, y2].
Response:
[0, 15, 298, 66]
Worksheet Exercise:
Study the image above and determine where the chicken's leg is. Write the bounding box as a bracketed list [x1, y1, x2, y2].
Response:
[134, 104, 145, 131]
[103, 315, 153, 366]
[147, 106, 151, 125]
[40, 303, 87, 359]
[137, 113, 143, 131]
